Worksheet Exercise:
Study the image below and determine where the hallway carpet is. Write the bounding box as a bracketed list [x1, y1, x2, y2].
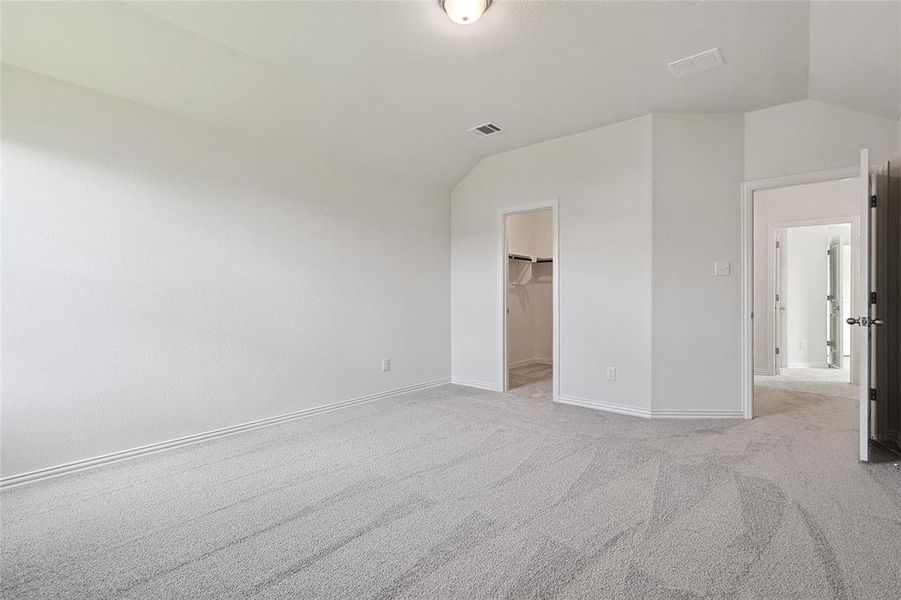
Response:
[508, 361, 552, 390]
[3, 376, 900, 599]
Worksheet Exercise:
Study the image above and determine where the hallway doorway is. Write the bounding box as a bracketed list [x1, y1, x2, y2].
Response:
[747, 175, 862, 428]
[772, 222, 853, 383]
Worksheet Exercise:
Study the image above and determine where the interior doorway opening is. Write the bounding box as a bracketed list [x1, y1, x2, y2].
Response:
[749, 175, 862, 419]
[743, 153, 900, 463]
[503, 208, 555, 397]
[772, 222, 853, 383]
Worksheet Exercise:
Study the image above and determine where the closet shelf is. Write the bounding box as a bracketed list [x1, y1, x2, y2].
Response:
[508, 253, 553, 263]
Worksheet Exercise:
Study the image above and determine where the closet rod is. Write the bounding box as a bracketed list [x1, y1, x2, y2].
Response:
[507, 253, 553, 263]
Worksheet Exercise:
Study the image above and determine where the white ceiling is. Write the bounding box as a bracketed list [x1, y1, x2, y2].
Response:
[2, 1, 898, 188]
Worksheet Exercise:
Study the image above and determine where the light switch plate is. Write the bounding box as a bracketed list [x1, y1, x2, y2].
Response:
[714, 260, 731, 276]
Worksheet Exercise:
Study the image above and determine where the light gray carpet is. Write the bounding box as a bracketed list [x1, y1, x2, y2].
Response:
[3, 375, 901, 599]
[772, 366, 850, 384]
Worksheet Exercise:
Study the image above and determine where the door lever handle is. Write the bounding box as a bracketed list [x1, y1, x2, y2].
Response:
[847, 317, 885, 326]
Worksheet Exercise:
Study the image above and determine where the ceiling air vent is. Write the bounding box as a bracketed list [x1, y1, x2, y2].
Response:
[668, 48, 724, 78]
[467, 122, 503, 137]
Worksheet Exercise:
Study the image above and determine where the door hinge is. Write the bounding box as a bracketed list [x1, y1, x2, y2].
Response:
[775, 347, 780, 355]
[870, 291, 878, 304]
[775, 293, 780, 302]
[871, 195, 878, 208]
[775, 240, 780, 248]
[870, 388, 877, 401]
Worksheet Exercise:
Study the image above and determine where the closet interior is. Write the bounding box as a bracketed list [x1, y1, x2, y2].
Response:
[505, 209, 554, 393]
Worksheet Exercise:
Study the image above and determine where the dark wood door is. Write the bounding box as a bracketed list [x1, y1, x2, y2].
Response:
[872, 161, 901, 448]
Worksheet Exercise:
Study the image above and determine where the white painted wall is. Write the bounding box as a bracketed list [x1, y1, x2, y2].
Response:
[7, 66, 896, 477]
[784, 225, 830, 368]
[752, 179, 859, 375]
[452, 113, 746, 417]
[1, 67, 451, 477]
[745, 99, 899, 181]
[650, 114, 745, 414]
[505, 211, 552, 367]
[453, 99, 887, 418]
[451, 116, 653, 411]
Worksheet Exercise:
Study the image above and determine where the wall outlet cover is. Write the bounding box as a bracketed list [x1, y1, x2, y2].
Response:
[382, 358, 391, 372]
[714, 260, 731, 276]
[606, 367, 616, 381]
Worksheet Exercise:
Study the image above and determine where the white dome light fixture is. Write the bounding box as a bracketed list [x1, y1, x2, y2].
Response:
[440, 0, 492, 25]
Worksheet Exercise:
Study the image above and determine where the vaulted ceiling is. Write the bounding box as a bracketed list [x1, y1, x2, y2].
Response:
[3, 1, 899, 188]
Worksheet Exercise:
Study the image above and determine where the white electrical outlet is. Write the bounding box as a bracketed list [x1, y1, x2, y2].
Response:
[606, 367, 616, 381]
[799, 340, 807, 350]
[382, 358, 391, 372]
[714, 260, 731, 276]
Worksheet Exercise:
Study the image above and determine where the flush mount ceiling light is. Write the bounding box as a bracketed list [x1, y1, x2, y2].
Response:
[440, 0, 491, 25]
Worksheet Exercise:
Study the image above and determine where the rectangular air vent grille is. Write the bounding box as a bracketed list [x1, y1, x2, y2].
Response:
[467, 122, 503, 137]
[668, 48, 724, 78]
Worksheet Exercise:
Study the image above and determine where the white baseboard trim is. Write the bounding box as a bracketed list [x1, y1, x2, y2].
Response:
[450, 378, 501, 392]
[650, 409, 745, 419]
[508, 357, 553, 368]
[0, 378, 450, 490]
[786, 362, 829, 369]
[556, 395, 652, 419]
[556, 395, 743, 420]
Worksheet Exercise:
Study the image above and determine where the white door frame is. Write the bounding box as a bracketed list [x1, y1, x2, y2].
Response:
[767, 216, 859, 379]
[740, 165, 860, 419]
[498, 199, 559, 400]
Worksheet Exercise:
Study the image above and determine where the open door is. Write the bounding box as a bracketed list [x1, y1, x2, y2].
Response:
[774, 229, 786, 374]
[851, 149, 872, 462]
[827, 236, 843, 368]
[871, 161, 901, 449]
[849, 152, 901, 461]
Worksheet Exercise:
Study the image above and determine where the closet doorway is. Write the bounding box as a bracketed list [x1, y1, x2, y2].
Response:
[501, 204, 558, 400]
